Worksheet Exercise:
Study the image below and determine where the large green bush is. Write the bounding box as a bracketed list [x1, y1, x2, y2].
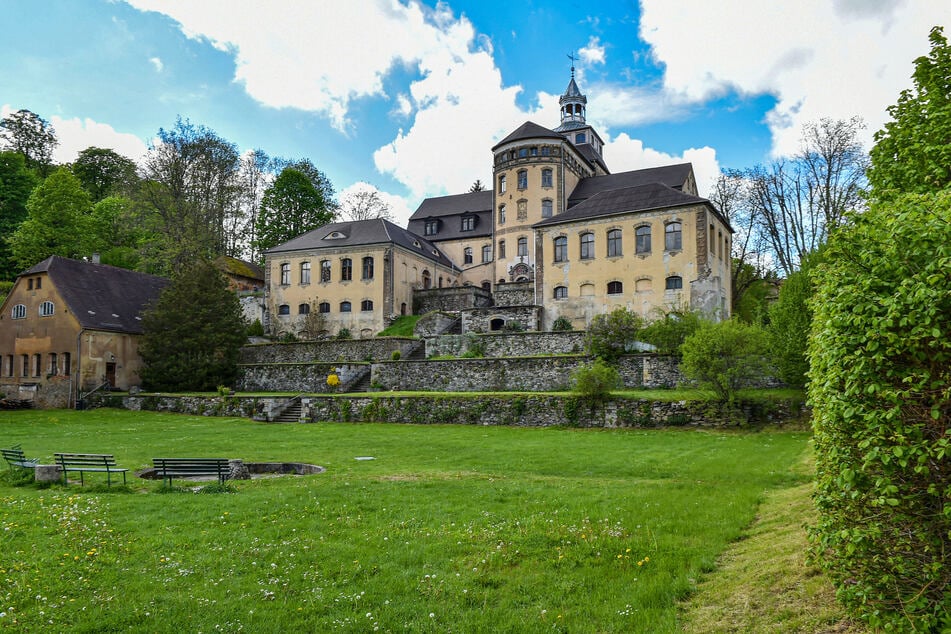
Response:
[640, 309, 705, 355]
[679, 320, 770, 403]
[767, 254, 820, 387]
[808, 190, 951, 631]
[571, 359, 620, 400]
[585, 307, 643, 362]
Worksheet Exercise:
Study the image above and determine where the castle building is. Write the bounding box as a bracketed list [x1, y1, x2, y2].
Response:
[265, 69, 732, 337]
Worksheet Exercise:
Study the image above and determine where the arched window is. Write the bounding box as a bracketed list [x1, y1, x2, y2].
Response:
[11, 304, 26, 319]
[463, 247, 473, 264]
[298, 303, 310, 314]
[362, 256, 374, 280]
[280, 263, 290, 285]
[517, 169, 528, 189]
[340, 301, 352, 313]
[481, 245, 492, 263]
[607, 229, 622, 257]
[554, 286, 568, 299]
[498, 204, 506, 225]
[580, 233, 594, 260]
[665, 275, 683, 290]
[341, 258, 352, 281]
[498, 239, 506, 258]
[300, 261, 311, 284]
[541, 199, 553, 218]
[636, 225, 651, 254]
[319, 302, 331, 313]
[607, 281, 623, 295]
[541, 168, 553, 187]
[361, 299, 374, 311]
[278, 304, 290, 315]
[422, 270, 431, 289]
[320, 260, 331, 282]
[553, 236, 568, 262]
[517, 236, 528, 257]
[498, 174, 506, 193]
[665, 222, 682, 251]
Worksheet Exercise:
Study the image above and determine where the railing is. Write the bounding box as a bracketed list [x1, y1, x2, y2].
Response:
[268, 393, 304, 422]
[77, 381, 111, 408]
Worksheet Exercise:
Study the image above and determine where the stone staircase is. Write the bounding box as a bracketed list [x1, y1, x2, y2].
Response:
[271, 398, 302, 422]
[347, 371, 373, 393]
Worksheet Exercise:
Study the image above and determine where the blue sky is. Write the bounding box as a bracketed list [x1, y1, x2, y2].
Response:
[1, 0, 947, 225]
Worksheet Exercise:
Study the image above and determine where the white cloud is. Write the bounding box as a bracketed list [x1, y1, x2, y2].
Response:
[579, 36, 606, 65]
[638, 0, 944, 156]
[604, 133, 721, 197]
[149, 56, 164, 72]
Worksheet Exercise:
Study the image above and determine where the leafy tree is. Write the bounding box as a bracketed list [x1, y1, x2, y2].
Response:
[139, 117, 241, 272]
[679, 320, 770, 403]
[640, 309, 705, 355]
[236, 149, 270, 261]
[585, 307, 643, 362]
[0, 109, 58, 174]
[868, 27, 951, 197]
[7, 166, 94, 269]
[71, 146, 139, 202]
[0, 151, 38, 279]
[808, 190, 951, 631]
[139, 258, 247, 391]
[767, 254, 819, 387]
[338, 186, 392, 222]
[88, 196, 149, 270]
[254, 167, 334, 254]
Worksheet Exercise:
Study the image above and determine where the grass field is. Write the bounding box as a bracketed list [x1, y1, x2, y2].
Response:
[0, 409, 831, 632]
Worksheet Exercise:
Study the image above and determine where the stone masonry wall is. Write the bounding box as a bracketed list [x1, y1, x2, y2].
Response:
[237, 363, 366, 392]
[462, 305, 541, 333]
[424, 330, 587, 358]
[493, 282, 534, 307]
[240, 339, 415, 364]
[413, 286, 493, 314]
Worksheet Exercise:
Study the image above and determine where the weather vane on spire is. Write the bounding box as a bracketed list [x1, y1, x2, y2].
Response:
[567, 52, 577, 77]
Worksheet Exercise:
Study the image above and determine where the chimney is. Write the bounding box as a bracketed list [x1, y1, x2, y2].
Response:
[92, 253, 100, 264]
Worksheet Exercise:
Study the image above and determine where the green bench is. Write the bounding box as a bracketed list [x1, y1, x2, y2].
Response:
[54, 453, 128, 487]
[2, 445, 38, 471]
[152, 458, 231, 486]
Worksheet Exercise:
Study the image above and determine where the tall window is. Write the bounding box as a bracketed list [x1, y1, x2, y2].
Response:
[607, 281, 623, 295]
[341, 258, 352, 281]
[517, 236, 528, 256]
[320, 260, 331, 282]
[298, 303, 310, 315]
[422, 270, 431, 289]
[498, 174, 506, 193]
[4, 355, 11, 377]
[362, 256, 374, 280]
[580, 232, 594, 260]
[481, 245, 492, 263]
[498, 240, 506, 258]
[666, 275, 683, 290]
[280, 263, 290, 285]
[48, 353, 58, 376]
[554, 286, 568, 299]
[11, 304, 26, 319]
[607, 229, 622, 257]
[425, 220, 438, 235]
[340, 301, 352, 312]
[498, 204, 506, 225]
[463, 247, 473, 264]
[461, 216, 475, 231]
[63, 352, 70, 376]
[517, 169, 527, 189]
[541, 199, 553, 218]
[319, 302, 331, 313]
[361, 299, 374, 311]
[665, 222, 682, 251]
[636, 225, 652, 254]
[39, 301, 54, 317]
[20, 354, 28, 377]
[300, 261, 311, 284]
[32, 353, 41, 377]
[553, 236, 568, 262]
[541, 168, 553, 187]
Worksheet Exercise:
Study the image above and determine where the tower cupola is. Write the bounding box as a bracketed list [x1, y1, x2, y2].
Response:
[558, 59, 587, 126]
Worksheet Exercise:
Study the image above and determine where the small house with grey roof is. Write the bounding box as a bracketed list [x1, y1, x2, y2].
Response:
[0, 256, 168, 408]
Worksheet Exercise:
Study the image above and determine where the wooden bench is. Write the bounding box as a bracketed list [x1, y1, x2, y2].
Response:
[2, 445, 38, 471]
[54, 453, 128, 487]
[152, 458, 231, 486]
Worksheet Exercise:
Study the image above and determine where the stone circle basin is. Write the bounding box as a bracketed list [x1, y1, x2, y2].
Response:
[137, 461, 324, 481]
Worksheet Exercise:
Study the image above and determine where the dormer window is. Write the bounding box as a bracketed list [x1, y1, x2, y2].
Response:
[325, 231, 346, 240]
[424, 220, 438, 236]
[461, 216, 475, 232]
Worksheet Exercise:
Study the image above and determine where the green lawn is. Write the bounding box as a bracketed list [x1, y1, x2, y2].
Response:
[1, 409, 812, 632]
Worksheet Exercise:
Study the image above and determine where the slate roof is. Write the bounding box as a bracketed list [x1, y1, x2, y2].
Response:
[534, 182, 714, 228]
[407, 191, 493, 241]
[567, 163, 694, 207]
[266, 218, 459, 271]
[23, 256, 168, 334]
[491, 121, 566, 150]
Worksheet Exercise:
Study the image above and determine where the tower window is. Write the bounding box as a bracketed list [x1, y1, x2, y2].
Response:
[498, 240, 506, 258]
[498, 175, 506, 193]
[576, 132, 586, 143]
[541, 199, 553, 218]
[517, 236, 528, 257]
[517, 170, 527, 190]
[498, 204, 506, 225]
[541, 168, 553, 187]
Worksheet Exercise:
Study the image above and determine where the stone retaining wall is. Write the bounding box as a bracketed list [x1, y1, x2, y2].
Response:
[92, 392, 807, 428]
[414, 286, 493, 314]
[462, 305, 541, 333]
[493, 282, 534, 307]
[424, 331, 586, 358]
[237, 363, 366, 392]
[240, 339, 415, 364]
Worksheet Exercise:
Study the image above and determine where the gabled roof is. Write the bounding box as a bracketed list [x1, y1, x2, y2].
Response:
[22, 256, 168, 334]
[491, 121, 566, 150]
[266, 218, 459, 271]
[534, 182, 714, 228]
[568, 163, 694, 206]
[409, 190, 492, 220]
